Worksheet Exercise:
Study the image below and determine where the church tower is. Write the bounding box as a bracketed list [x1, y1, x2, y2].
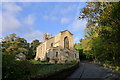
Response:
[43, 33, 52, 41]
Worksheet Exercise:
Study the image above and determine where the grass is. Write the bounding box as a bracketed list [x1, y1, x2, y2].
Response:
[30, 60, 47, 64]
[29, 60, 78, 79]
[30, 60, 78, 78]
[3, 57, 78, 79]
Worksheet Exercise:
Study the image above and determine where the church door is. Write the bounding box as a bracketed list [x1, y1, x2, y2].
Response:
[64, 37, 69, 49]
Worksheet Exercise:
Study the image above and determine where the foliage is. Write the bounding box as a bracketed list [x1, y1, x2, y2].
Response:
[2, 34, 43, 79]
[115, 66, 120, 71]
[27, 40, 41, 59]
[2, 53, 37, 79]
[79, 2, 120, 66]
[30, 60, 49, 64]
[74, 43, 86, 60]
[2, 55, 77, 79]
[2, 33, 41, 60]
[2, 33, 29, 55]
[2, 33, 77, 79]
[74, 43, 82, 50]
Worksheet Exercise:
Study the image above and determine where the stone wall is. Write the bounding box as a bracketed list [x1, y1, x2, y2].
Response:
[35, 30, 80, 63]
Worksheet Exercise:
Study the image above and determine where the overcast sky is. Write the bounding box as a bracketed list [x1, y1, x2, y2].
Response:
[1, 2, 87, 43]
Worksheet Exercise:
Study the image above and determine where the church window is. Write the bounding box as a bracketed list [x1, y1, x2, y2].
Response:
[75, 54, 76, 58]
[64, 36, 69, 49]
[38, 58, 40, 61]
[51, 43, 53, 47]
[56, 52, 58, 57]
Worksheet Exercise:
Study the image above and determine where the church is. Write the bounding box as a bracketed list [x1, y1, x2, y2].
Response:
[35, 30, 79, 63]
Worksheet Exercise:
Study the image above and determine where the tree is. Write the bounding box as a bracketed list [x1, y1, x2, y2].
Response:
[2, 34, 29, 55]
[79, 2, 120, 66]
[27, 39, 41, 59]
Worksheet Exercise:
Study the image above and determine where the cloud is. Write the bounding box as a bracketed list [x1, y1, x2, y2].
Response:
[60, 4, 78, 15]
[2, 13, 22, 32]
[2, 3, 42, 43]
[69, 19, 87, 32]
[21, 2, 32, 7]
[2, 3, 22, 32]
[61, 17, 70, 24]
[24, 14, 35, 25]
[43, 15, 48, 20]
[3, 3, 22, 14]
[43, 15, 57, 21]
[43, 4, 78, 23]
[0, 13, 2, 38]
[2, 3, 36, 33]
[68, 3, 87, 32]
[74, 36, 80, 43]
[24, 30, 43, 42]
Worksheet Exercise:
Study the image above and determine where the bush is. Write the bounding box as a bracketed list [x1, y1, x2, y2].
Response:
[17, 61, 36, 77]
[2, 53, 79, 79]
[30, 60, 51, 65]
[115, 66, 120, 71]
[2, 54, 37, 79]
[2, 54, 16, 79]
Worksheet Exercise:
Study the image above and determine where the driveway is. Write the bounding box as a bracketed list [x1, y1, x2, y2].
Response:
[67, 61, 120, 80]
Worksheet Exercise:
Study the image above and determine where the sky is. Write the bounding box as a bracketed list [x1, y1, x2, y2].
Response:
[1, 2, 87, 43]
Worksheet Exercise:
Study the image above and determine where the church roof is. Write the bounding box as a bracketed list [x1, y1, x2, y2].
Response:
[41, 30, 73, 44]
[47, 30, 73, 41]
[60, 30, 73, 35]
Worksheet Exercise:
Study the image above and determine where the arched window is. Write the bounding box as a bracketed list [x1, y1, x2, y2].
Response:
[75, 54, 76, 58]
[38, 58, 40, 61]
[64, 36, 69, 49]
[56, 52, 58, 57]
[51, 43, 53, 47]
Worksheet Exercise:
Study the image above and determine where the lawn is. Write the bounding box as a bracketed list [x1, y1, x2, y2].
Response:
[30, 60, 78, 79]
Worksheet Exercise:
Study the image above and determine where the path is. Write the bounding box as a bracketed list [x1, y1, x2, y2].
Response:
[67, 61, 120, 80]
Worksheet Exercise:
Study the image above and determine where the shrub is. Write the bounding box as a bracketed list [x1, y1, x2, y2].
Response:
[2, 53, 37, 79]
[2, 53, 79, 79]
[115, 66, 120, 71]
[2, 53, 16, 79]
[17, 61, 36, 77]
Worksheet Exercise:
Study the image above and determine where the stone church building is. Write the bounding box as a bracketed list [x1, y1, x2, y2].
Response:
[35, 30, 79, 63]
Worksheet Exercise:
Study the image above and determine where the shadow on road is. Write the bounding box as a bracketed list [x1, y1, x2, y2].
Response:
[67, 61, 120, 80]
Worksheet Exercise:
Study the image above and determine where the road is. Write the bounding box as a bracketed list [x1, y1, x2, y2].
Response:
[67, 61, 120, 80]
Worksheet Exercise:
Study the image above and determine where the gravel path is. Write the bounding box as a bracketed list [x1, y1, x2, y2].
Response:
[67, 62, 120, 80]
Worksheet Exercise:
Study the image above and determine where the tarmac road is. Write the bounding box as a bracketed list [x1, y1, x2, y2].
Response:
[67, 61, 120, 80]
